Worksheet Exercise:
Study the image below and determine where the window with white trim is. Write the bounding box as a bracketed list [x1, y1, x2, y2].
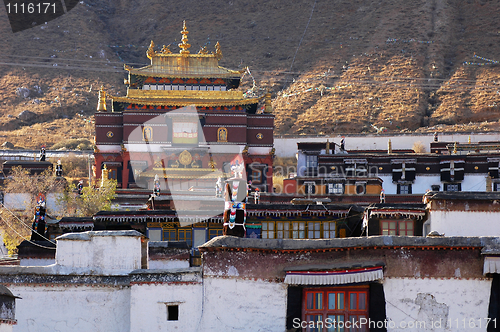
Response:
[397, 184, 412, 194]
[444, 183, 461, 192]
[276, 221, 290, 239]
[292, 221, 306, 239]
[308, 221, 321, 239]
[381, 220, 414, 236]
[306, 155, 318, 168]
[304, 182, 316, 194]
[328, 183, 344, 194]
[262, 221, 275, 239]
[323, 222, 336, 239]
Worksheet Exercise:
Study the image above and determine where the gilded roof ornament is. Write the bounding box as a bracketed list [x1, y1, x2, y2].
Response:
[97, 85, 107, 112]
[178, 21, 191, 54]
[146, 40, 156, 59]
[264, 91, 273, 114]
[161, 44, 172, 54]
[213, 41, 223, 60]
[198, 45, 209, 55]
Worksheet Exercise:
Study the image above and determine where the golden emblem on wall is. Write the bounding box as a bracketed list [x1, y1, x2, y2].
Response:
[179, 150, 193, 166]
[217, 127, 228, 142]
[256, 133, 263, 140]
[143, 126, 153, 141]
[106, 131, 114, 138]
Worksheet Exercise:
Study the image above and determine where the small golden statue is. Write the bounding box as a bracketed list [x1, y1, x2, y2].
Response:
[213, 41, 223, 60]
[198, 45, 209, 55]
[161, 44, 172, 54]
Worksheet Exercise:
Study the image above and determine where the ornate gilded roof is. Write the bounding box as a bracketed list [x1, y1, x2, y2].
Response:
[113, 89, 260, 107]
[126, 21, 244, 79]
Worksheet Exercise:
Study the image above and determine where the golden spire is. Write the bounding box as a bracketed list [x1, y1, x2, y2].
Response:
[101, 164, 109, 187]
[264, 91, 273, 114]
[147, 40, 156, 59]
[179, 21, 191, 54]
[97, 86, 107, 112]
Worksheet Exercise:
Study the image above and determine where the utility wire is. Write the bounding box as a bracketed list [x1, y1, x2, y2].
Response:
[0, 202, 56, 246]
[0, 214, 56, 250]
[285, 0, 317, 87]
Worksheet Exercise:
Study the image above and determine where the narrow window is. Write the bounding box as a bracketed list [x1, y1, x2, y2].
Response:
[167, 305, 179, 321]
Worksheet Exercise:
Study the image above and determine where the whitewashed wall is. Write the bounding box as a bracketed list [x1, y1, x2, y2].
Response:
[462, 175, 487, 192]
[0, 324, 13, 332]
[148, 260, 189, 269]
[19, 258, 55, 267]
[199, 278, 288, 332]
[56, 231, 143, 275]
[3, 194, 30, 211]
[413, 175, 442, 193]
[129, 283, 202, 332]
[429, 211, 500, 236]
[384, 277, 491, 332]
[10, 285, 130, 332]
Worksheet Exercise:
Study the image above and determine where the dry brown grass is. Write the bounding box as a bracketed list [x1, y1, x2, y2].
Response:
[0, 0, 500, 142]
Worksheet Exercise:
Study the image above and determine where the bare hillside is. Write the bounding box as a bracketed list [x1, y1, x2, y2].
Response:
[0, 0, 499, 148]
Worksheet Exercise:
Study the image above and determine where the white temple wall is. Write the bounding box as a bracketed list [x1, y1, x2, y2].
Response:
[129, 283, 202, 332]
[199, 277, 288, 332]
[383, 277, 491, 332]
[10, 284, 130, 332]
[429, 211, 500, 236]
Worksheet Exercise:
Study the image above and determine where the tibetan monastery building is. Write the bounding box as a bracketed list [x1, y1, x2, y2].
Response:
[94, 22, 274, 192]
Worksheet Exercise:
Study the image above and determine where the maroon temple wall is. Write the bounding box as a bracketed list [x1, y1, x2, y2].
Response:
[200, 237, 486, 281]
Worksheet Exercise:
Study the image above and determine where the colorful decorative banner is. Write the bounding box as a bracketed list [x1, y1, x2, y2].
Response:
[386, 38, 433, 44]
[463, 53, 499, 66]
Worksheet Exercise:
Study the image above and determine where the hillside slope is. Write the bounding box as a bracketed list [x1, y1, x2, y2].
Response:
[0, 0, 499, 148]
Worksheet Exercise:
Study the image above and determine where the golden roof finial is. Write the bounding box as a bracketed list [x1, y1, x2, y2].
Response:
[213, 41, 223, 60]
[264, 91, 273, 114]
[146, 40, 156, 59]
[97, 86, 107, 112]
[179, 21, 191, 54]
[468, 135, 471, 144]
[101, 165, 109, 187]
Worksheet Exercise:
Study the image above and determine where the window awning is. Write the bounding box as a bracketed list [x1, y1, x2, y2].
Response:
[284, 266, 383, 285]
[484, 256, 500, 274]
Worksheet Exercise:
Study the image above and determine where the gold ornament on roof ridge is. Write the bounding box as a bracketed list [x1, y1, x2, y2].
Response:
[161, 44, 172, 54]
[198, 45, 209, 55]
[146, 40, 156, 59]
[213, 41, 223, 60]
[97, 85, 107, 112]
[179, 21, 191, 54]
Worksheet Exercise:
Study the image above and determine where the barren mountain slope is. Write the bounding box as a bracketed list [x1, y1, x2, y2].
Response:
[0, 0, 499, 148]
